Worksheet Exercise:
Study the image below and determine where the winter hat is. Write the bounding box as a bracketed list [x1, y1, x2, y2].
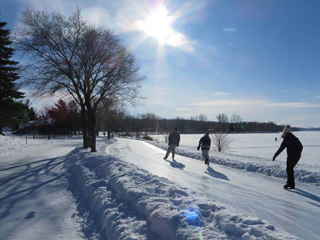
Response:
[283, 125, 291, 134]
[205, 131, 209, 136]
[281, 125, 291, 138]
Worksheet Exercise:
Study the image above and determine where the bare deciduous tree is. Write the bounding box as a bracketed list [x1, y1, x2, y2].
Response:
[198, 113, 208, 122]
[97, 98, 125, 139]
[211, 132, 232, 152]
[213, 113, 232, 151]
[230, 114, 242, 124]
[14, 9, 145, 151]
[216, 113, 229, 132]
[229, 114, 243, 132]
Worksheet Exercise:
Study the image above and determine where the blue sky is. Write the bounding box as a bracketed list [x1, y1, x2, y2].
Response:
[2, 0, 320, 127]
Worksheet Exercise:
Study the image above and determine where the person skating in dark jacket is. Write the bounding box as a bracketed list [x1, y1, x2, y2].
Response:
[273, 125, 303, 189]
[197, 131, 211, 166]
[164, 127, 180, 160]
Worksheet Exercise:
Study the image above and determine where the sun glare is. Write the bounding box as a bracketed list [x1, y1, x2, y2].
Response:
[140, 4, 172, 42]
[133, 2, 194, 53]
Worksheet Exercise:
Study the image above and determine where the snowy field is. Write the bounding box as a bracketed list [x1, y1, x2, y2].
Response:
[0, 134, 53, 158]
[0, 134, 82, 158]
[149, 132, 320, 186]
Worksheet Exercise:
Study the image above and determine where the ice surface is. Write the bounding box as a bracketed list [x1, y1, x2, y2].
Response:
[149, 132, 320, 186]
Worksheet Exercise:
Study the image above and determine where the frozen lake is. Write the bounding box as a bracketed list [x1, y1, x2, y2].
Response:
[151, 131, 320, 169]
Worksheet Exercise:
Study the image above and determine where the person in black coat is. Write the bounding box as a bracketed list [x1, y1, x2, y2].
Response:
[197, 131, 211, 166]
[273, 125, 303, 189]
[164, 127, 180, 160]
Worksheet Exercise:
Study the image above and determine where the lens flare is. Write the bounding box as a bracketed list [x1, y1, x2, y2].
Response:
[183, 206, 202, 226]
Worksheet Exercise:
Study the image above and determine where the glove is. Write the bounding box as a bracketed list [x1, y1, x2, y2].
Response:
[272, 155, 276, 161]
[197, 146, 200, 151]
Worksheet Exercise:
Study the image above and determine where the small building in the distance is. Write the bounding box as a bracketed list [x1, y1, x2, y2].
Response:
[15, 117, 55, 135]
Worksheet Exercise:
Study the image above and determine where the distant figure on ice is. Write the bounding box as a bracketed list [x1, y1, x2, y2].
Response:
[197, 131, 211, 166]
[164, 127, 180, 160]
[275, 137, 277, 142]
[272, 125, 303, 189]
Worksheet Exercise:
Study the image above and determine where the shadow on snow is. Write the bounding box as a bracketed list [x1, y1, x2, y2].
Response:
[164, 159, 185, 170]
[0, 156, 66, 219]
[289, 188, 320, 207]
[205, 166, 229, 181]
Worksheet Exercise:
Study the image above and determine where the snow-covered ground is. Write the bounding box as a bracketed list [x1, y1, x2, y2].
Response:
[64, 138, 299, 240]
[0, 137, 84, 240]
[2, 134, 320, 239]
[149, 132, 320, 186]
[0, 134, 67, 158]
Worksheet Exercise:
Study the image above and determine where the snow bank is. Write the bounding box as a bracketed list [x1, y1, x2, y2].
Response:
[64, 140, 299, 240]
[147, 140, 320, 187]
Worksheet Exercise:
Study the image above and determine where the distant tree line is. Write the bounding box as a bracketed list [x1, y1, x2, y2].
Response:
[97, 112, 285, 135]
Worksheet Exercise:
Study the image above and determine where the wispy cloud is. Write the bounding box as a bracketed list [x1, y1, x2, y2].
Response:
[214, 91, 232, 96]
[192, 99, 320, 108]
[280, 113, 320, 127]
[176, 107, 190, 112]
[313, 96, 320, 99]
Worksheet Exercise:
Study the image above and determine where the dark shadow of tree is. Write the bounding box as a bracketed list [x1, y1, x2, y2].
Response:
[0, 156, 66, 220]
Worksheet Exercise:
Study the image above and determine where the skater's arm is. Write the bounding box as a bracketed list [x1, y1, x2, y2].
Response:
[177, 134, 180, 146]
[197, 138, 203, 150]
[273, 139, 287, 160]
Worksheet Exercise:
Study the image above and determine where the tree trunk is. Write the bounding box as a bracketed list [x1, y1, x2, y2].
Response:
[107, 128, 111, 139]
[96, 121, 100, 136]
[80, 105, 89, 148]
[90, 112, 97, 152]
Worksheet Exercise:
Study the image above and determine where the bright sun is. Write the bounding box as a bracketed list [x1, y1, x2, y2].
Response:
[134, 2, 191, 51]
[138, 4, 173, 43]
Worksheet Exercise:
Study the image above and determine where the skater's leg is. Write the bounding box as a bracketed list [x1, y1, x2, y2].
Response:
[286, 165, 294, 187]
[165, 145, 176, 159]
[164, 146, 171, 159]
[202, 150, 209, 165]
[172, 145, 176, 159]
[286, 157, 300, 188]
[201, 150, 205, 160]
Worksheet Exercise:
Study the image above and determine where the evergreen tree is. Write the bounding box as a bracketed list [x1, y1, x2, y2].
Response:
[0, 19, 24, 134]
[28, 107, 37, 121]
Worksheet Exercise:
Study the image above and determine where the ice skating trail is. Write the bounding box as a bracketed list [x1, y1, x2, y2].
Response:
[106, 138, 320, 240]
